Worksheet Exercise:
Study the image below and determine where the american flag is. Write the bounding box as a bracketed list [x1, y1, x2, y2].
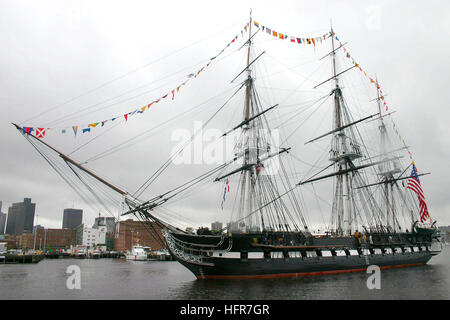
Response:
[407, 163, 431, 223]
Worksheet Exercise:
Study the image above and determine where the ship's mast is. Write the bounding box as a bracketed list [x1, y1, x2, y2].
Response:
[228, 10, 297, 233]
[238, 10, 255, 232]
[375, 78, 400, 231]
[300, 29, 404, 234]
[329, 28, 361, 236]
[330, 27, 346, 235]
[244, 11, 253, 122]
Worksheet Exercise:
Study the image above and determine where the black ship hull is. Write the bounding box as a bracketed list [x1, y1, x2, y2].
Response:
[163, 230, 441, 279]
[175, 250, 432, 279]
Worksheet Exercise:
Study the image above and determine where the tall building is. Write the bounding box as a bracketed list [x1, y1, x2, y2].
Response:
[211, 221, 223, 231]
[0, 213, 6, 235]
[0, 201, 6, 235]
[93, 216, 115, 233]
[62, 208, 83, 229]
[5, 198, 35, 235]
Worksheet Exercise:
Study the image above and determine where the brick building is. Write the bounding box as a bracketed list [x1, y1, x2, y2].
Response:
[114, 219, 165, 251]
[18, 228, 76, 250]
[0, 234, 18, 249]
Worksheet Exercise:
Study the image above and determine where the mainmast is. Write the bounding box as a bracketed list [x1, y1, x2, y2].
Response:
[329, 27, 362, 236]
[223, 11, 304, 234]
[299, 29, 406, 235]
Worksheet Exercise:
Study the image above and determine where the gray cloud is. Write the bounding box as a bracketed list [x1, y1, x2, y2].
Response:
[1, 0, 449, 231]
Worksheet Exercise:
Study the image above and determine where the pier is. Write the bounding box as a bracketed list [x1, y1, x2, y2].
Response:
[0, 253, 44, 264]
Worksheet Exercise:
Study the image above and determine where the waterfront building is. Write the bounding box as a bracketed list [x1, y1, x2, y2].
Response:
[5, 198, 35, 235]
[211, 221, 223, 232]
[438, 226, 450, 242]
[76, 224, 106, 249]
[62, 208, 83, 229]
[92, 216, 116, 250]
[33, 225, 44, 233]
[0, 234, 17, 249]
[226, 221, 240, 232]
[17, 233, 37, 249]
[114, 219, 165, 251]
[18, 228, 76, 250]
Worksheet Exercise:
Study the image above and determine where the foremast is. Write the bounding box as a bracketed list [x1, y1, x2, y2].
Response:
[237, 10, 257, 231]
[234, 11, 270, 232]
[222, 11, 306, 234]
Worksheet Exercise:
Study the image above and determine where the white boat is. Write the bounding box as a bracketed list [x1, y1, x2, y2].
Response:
[149, 249, 172, 261]
[126, 245, 149, 261]
[90, 249, 101, 259]
[0, 242, 7, 254]
[74, 247, 87, 259]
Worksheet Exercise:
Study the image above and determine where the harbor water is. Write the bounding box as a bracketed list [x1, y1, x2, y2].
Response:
[0, 246, 449, 300]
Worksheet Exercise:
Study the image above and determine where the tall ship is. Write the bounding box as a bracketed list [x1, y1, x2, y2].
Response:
[13, 13, 442, 279]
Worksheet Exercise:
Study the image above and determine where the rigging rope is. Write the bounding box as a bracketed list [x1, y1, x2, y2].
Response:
[19, 19, 247, 127]
[132, 82, 246, 198]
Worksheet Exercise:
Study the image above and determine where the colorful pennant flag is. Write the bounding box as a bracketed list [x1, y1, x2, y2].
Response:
[22, 21, 331, 139]
[21, 21, 250, 138]
[35, 128, 46, 139]
[22, 127, 33, 135]
[252, 20, 330, 47]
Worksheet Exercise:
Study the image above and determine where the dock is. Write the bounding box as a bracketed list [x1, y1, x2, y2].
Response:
[0, 253, 44, 264]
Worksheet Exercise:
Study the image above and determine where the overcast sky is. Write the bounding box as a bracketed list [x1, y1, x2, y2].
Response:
[1, 0, 449, 230]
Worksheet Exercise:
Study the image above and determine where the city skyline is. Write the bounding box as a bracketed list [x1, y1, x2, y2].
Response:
[0, 198, 123, 231]
[0, 196, 226, 231]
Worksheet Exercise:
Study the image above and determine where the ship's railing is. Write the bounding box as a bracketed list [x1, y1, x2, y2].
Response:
[168, 232, 226, 248]
[167, 232, 232, 254]
[162, 230, 232, 266]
